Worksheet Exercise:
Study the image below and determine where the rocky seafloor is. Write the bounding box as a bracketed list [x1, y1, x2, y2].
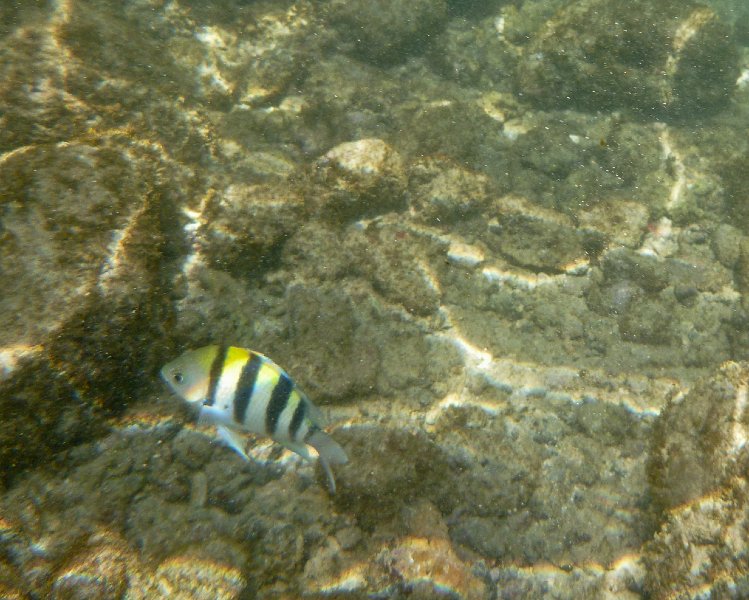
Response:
[2, 0, 749, 598]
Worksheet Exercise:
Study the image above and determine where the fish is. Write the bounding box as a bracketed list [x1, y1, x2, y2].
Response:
[161, 345, 348, 493]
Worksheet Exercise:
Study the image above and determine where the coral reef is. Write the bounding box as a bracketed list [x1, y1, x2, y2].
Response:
[1, 0, 749, 598]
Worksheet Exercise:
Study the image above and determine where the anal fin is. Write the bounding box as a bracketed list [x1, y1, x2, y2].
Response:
[277, 438, 338, 493]
[306, 430, 348, 495]
[278, 440, 313, 461]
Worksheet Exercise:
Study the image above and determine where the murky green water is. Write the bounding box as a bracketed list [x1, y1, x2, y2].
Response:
[1, 0, 749, 598]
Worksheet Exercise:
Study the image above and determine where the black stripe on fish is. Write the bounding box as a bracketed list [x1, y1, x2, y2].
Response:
[266, 372, 293, 435]
[289, 399, 307, 440]
[233, 353, 262, 425]
[205, 344, 228, 407]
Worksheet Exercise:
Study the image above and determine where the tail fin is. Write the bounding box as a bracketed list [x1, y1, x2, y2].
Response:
[307, 430, 348, 494]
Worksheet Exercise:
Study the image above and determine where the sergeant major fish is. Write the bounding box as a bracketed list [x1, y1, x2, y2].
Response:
[161, 345, 348, 493]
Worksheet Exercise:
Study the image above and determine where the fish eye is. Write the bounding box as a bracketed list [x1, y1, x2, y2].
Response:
[173, 372, 184, 384]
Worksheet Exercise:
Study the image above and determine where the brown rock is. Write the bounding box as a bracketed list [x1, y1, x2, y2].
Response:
[643, 474, 749, 599]
[50, 531, 131, 600]
[0, 140, 184, 485]
[378, 537, 488, 600]
[198, 183, 305, 277]
[487, 195, 601, 272]
[314, 139, 407, 221]
[648, 361, 749, 514]
[516, 0, 739, 119]
[333, 427, 451, 529]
